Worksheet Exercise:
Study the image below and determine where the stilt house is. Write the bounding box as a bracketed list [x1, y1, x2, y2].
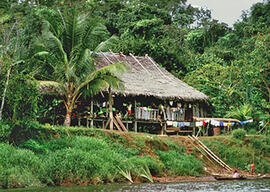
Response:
[40, 52, 209, 134]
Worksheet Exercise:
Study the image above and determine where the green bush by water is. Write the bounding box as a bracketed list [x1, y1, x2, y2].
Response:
[203, 135, 270, 173]
[156, 150, 203, 176]
[3, 123, 270, 189]
[1, 133, 183, 189]
[232, 129, 247, 140]
[0, 143, 48, 189]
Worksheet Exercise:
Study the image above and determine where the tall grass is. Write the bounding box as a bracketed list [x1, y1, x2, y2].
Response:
[156, 150, 203, 176]
[203, 135, 270, 173]
[0, 143, 48, 189]
[0, 135, 168, 188]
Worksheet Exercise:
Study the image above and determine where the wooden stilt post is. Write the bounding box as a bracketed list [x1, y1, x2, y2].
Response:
[78, 117, 81, 126]
[134, 99, 137, 132]
[161, 104, 167, 135]
[192, 121, 195, 136]
[86, 118, 89, 128]
[109, 87, 113, 130]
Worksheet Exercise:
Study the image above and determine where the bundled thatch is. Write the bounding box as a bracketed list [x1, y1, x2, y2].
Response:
[96, 52, 209, 102]
[38, 52, 209, 102]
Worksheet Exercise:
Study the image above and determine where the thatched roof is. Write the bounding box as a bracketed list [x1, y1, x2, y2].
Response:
[95, 52, 209, 102]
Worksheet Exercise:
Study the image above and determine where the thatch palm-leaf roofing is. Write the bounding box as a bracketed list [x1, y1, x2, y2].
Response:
[95, 52, 209, 102]
[38, 52, 209, 102]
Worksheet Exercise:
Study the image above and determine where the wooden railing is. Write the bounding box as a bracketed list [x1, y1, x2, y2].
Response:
[165, 108, 184, 121]
[135, 107, 159, 120]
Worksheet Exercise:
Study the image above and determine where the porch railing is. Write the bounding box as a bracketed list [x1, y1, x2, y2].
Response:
[165, 108, 184, 121]
[135, 107, 159, 120]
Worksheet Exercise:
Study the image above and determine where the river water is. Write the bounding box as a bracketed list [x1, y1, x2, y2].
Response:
[3, 180, 270, 192]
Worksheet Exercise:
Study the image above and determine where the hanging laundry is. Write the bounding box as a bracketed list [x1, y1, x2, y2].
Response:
[173, 122, 178, 127]
[179, 122, 185, 127]
[231, 122, 235, 126]
[246, 119, 254, 123]
[203, 120, 206, 126]
[211, 120, 220, 126]
[128, 104, 132, 114]
[196, 121, 203, 127]
[184, 122, 190, 127]
[180, 108, 183, 114]
[167, 121, 173, 126]
[227, 122, 232, 126]
[220, 122, 224, 126]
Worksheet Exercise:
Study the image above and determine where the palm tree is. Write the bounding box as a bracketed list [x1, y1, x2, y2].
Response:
[35, 7, 127, 126]
[225, 104, 253, 121]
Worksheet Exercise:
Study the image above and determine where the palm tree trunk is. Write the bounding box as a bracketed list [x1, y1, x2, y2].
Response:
[64, 96, 73, 126]
[64, 109, 72, 126]
[63, 91, 74, 126]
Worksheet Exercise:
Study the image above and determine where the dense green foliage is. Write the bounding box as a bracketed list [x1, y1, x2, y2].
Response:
[232, 129, 247, 140]
[203, 135, 270, 173]
[0, 1, 270, 189]
[1, 0, 269, 127]
[0, 124, 203, 189]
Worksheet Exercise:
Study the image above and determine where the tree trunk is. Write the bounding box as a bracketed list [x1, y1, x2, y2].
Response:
[63, 91, 74, 126]
[0, 68, 11, 121]
[64, 109, 72, 126]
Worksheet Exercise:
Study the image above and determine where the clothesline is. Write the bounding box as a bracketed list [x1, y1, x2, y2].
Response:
[167, 119, 254, 128]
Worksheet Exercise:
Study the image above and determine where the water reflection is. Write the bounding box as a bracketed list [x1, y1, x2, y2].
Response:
[2, 180, 270, 192]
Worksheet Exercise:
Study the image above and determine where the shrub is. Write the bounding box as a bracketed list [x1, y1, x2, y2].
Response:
[156, 150, 203, 176]
[0, 167, 42, 189]
[232, 129, 246, 140]
[0, 121, 12, 142]
[124, 156, 163, 177]
[3, 74, 39, 123]
[248, 129, 257, 135]
[19, 139, 48, 153]
[225, 147, 252, 170]
[0, 143, 47, 188]
[228, 137, 244, 146]
[43, 147, 126, 184]
[249, 137, 266, 153]
[203, 140, 227, 159]
[44, 137, 71, 151]
[265, 135, 270, 146]
[70, 136, 109, 151]
[111, 142, 140, 157]
[163, 138, 185, 152]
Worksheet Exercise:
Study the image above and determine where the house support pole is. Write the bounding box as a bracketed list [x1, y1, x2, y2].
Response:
[109, 87, 113, 130]
[134, 99, 137, 132]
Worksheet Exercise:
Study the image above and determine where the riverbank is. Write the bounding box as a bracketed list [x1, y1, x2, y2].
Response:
[1, 123, 270, 189]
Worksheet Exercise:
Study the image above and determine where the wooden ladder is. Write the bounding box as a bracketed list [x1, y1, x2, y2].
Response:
[104, 114, 128, 132]
[188, 135, 232, 171]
